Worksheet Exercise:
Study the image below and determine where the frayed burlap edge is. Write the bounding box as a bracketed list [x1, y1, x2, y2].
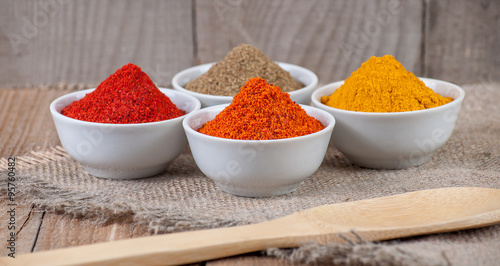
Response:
[266, 231, 449, 266]
[0, 147, 247, 233]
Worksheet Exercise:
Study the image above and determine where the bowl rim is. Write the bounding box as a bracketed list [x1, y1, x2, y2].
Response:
[50, 87, 201, 127]
[172, 61, 319, 99]
[311, 77, 465, 116]
[182, 103, 336, 143]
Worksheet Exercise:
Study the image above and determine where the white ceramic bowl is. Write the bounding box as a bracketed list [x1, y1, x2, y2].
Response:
[182, 104, 335, 197]
[172, 62, 318, 107]
[311, 78, 465, 169]
[50, 88, 201, 179]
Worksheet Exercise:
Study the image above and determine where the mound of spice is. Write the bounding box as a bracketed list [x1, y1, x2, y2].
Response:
[62, 63, 185, 124]
[185, 44, 303, 96]
[320, 55, 454, 112]
[198, 77, 324, 140]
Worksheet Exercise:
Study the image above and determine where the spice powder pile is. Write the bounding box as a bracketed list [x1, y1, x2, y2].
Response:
[321, 55, 454, 112]
[198, 77, 325, 140]
[185, 44, 303, 96]
[62, 63, 185, 124]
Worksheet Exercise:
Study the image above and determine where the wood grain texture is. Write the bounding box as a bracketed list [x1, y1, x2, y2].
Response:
[0, 87, 73, 157]
[32, 212, 150, 253]
[0, 0, 194, 87]
[195, 0, 423, 86]
[1, 0, 498, 87]
[0, 203, 41, 256]
[423, 0, 500, 84]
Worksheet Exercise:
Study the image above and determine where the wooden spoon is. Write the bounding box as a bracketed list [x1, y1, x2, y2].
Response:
[5, 187, 500, 266]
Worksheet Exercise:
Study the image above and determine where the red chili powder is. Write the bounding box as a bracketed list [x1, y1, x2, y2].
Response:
[62, 63, 185, 124]
[198, 77, 325, 140]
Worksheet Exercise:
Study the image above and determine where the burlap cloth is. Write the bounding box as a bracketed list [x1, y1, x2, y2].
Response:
[1, 83, 499, 265]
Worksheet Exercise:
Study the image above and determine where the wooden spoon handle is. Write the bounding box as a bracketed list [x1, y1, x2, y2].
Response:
[4, 216, 323, 266]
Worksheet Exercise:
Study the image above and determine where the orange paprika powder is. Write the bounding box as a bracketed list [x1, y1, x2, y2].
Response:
[198, 77, 325, 140]
[62, 63, 184, 123]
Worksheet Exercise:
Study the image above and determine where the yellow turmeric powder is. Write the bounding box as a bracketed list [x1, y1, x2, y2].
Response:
[320, 55, 453, 112]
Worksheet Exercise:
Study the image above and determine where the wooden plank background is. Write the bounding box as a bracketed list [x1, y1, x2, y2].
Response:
[1, 0, 498, 89]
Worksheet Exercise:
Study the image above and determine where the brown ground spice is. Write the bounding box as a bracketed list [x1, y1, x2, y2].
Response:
[185, 44, 303, 96]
